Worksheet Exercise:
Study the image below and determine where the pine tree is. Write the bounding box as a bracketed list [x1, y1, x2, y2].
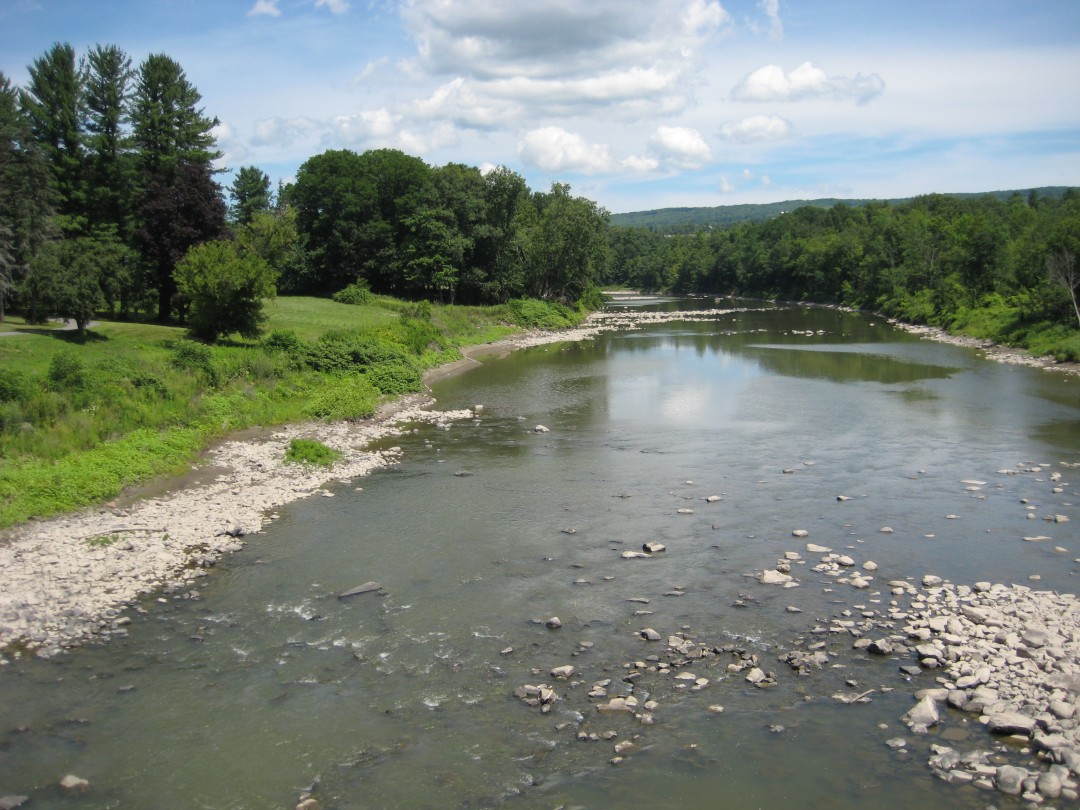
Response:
[130, 54, 224, 320]
[82, 44, 135, 239]
[19, 43, 84, 234]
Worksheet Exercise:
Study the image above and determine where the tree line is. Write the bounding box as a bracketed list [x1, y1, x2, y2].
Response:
[0, 43, 610, 342]
[607, 191, 1080, 349]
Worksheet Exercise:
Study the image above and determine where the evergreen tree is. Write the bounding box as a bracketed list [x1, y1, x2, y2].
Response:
[130, 53, 224, 320]
[0, 71, 54, 321]
[19, 42, 84, 234]
[228, 165, 273, 225]
[82, 44, 135, 238]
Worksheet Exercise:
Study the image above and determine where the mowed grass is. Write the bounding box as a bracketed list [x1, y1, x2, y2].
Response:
[0, 295, 534, 528]
[263, 296, 398, 341]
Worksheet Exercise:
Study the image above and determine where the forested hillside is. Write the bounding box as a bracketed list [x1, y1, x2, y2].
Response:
[606, 193, 1080, 360]
[609, 188, 1076, 231]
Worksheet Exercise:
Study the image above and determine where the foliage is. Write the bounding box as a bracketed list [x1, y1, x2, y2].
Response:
[605, 191, 1080, 358]
[332, 279, 374, 305]
[283, 438, 341, 466]
[229, 165, 273, 225]
[504, 298, 581, 329]
[175, 239, 276, 342]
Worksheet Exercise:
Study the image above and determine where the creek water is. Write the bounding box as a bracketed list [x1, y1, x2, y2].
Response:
[1, 301, 1079, 809]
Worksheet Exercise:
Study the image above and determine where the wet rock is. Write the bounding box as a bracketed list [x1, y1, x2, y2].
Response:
[985, 711, 1036, 736]
[758, 570, 793, 585]
[296, 799, 321, 810]
[806, 543, 831, 553]
[639, 628, 662, 641]
[550, 665, 575, 679]
[642, 542, 666, 553]
[338, 582, 382, 598]
[59, 774, 91, 795]
[0, 798, 30, 810]
[867, 639, 894, 656]
[903, 695, 940, 732]
[996, 765, 1026, 795]
[792, 529, 809, 538]
[546, 616, 562, 629]
[533, 425, 549, 433]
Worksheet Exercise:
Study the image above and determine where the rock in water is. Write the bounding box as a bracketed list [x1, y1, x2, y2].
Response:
[903, 695, 940, 731]
[59, 775, 90, 795]
[338, 582, 382, 598]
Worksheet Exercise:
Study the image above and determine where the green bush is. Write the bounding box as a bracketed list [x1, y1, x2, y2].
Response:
[504, 298, 580, 329]
[302, 376, 379, 421]
[0, 368, 32, 403]
[47, 351, 87, 392]
[332, 280, 374, 306]
[262, 328, 304, 355]
[284, 438, 341, 466]
[366, 358, 423, 394]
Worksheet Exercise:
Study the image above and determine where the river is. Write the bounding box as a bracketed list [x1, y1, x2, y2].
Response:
[1, 301, 1078, 809]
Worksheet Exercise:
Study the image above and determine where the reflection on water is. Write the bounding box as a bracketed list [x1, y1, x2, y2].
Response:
[0, 302, 1077, 809]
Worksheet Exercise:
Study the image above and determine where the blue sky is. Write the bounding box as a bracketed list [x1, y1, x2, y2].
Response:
[1, 0, 1078, 214]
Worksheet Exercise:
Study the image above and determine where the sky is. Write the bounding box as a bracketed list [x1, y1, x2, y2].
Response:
[1, 0, 1079, 214]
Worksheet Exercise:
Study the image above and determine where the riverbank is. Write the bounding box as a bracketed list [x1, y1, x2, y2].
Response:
[2, 303, 1074, 659]
[890, 319, 1080, 377]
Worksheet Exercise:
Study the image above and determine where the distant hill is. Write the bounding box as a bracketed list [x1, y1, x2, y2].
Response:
[609, 187, 1077, 230]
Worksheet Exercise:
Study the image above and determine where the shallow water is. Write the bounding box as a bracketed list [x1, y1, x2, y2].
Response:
[1, 302, 1078, 809]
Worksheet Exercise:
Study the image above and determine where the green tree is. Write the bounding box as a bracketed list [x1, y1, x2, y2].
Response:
[26, 234, 131, 338]
[0, 71, 54, 321]
[81, 44, 134, 238]
[175, 239, 276, 342]
[134, 161, 227, 321]
[228, 165, 273, 225]
[19, 42, 85, 234]
[130, 53, 224, 320]
[520, 183, 610, 303]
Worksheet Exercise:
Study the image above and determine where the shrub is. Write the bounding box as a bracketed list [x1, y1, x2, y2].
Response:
[47, 351, 87, 392]
[505, 298, 579, 329]
[302, 377, 379, 421]
[262, 329, 304, 355]
[284, 438, 341, 466]
[366, 358, 423, 395]
[332, 280, 374, 306]
[175, 239, 276, 342]
[0, 368, 32, 403]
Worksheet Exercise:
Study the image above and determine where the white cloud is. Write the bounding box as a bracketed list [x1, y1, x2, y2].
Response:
[518, 127, 617, 174]
[649, 125, 712, 168]
[733, 61, 884, 103]
[621, 154, 660, 172]
[315, 0, 350, 14]
[413, 77, 522, 129]
[719, 175, 735, 192]
[332, 108, 399, 143]
[251, 116, 320, 147]
[682, 0, 732, 35]
[352, 58, 388, 84]
[756, 0, 782, 39]
[720, 114, 792, 142]
[247, 0, 282, 17]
